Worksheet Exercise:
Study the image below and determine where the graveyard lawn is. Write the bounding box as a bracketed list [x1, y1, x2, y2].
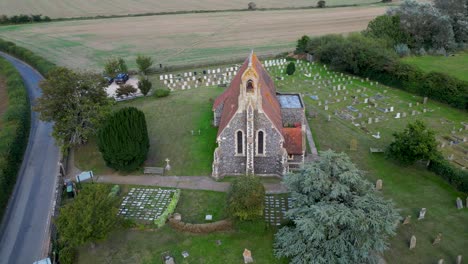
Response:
[402, 51, 468, 82]
[74, 86, 221, 176]
[76, 188, 287, 264]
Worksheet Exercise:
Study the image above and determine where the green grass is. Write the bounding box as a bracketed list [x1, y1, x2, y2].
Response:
[402, 51, 468, 82]
[175, 190, 227, 223]
[75, 87, 222, 176]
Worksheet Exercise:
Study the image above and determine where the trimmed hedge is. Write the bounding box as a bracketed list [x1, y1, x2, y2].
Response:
[0, 37, 56, 76]
[154, 189, 180, 228]
[0, 56, 30, 218]
[429, 157, 468, 193]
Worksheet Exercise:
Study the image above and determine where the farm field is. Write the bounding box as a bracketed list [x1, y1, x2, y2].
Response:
[0, 0, 383, 18]
[402, 51, 468, 82]
[0, 7, 386, 71]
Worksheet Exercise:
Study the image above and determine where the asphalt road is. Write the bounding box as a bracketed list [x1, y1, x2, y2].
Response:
[0, 53, 60, 264]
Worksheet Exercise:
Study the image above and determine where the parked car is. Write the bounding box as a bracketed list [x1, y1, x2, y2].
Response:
[115, 73, 129, 84]
[104, 76, 114, 85]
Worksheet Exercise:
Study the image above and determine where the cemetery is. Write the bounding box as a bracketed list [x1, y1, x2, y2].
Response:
[74, 57, 467, 264]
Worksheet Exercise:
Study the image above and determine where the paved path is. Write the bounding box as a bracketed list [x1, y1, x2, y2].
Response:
[304, 119, 319, 159]
[96, 175, 289, 194]
[0, 52, 60, 264]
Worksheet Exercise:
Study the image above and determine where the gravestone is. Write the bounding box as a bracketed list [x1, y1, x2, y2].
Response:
[368, 118, 372, 124]
[412, 110, 416, 116]
[403, 215, 411, 225]
[456, 197, 463, 209]
[390, 106, 394, 112]
[376, 179, 383, 190]
[182, 251, 189, 258]
[423, 97, 428, 104]
[418, 208, 426, 220]
[438, 259, 444, 264]
[173, 213, 182, 221]
[457, 255, 462, 264]
[402, 112, 407, 118]
[243, 249, 254, 264]
[432, 233, 442, 245]
[409, 235, 416, 249]
[325, 105, 328, 111]
[395, 113, 401, 119]
[409, 103, 412, 107]
[327, 115, 331, 122]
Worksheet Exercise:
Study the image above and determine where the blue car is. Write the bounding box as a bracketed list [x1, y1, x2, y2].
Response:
[115, 73, 129, 84]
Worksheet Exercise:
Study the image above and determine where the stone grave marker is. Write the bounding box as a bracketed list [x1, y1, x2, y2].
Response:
[403, 215, 411, 225]
[368, 118, 372, 124]
[456, 197, 463, 209]
[409, 235, 416, 249]
[376, 179, 383, 190]
[438, 259, 444, 264]
[432, 233, 442, 245]
[325, 105, 328, 111]
[423, 97, 428, 104]
[243, 249, 254, 263]
[457, 255, 462, 264]
[395, 113, 401, 119]
[418, 208, 426, 220]
[350, 139, 358, 151]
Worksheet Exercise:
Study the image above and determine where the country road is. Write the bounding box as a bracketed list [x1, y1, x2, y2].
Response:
[0, 53, 60, 264]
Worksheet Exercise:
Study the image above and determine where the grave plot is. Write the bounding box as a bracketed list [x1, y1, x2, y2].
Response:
[264, 195, 293, 226]
[118, 188, 177, 222]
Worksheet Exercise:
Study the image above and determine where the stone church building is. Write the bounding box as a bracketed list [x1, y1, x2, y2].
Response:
[212, 52, 306, 179]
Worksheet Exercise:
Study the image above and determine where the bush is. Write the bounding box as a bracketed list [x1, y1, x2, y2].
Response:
[248, 2, 257, 10]
[286, 62, 296, 75]
[116, 84, 137, 97]
[97, 107, 150, 171]
[227, 175, 265, 220]
[0, 14, 52, 25]
[154, 88, 170, 98]
[138, 78, 152, 96]
[0, 38, 56, 76]
[317, 0, 326, 8]
[0, 57, 30, 219]
[394, 43, 410, 57]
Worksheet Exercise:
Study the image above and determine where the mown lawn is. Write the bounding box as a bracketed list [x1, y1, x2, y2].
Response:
[402, 51, 468, 82]
[75, 86, 222, 176]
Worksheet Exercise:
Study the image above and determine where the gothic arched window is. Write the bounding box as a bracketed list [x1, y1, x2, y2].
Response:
[246, 80, 254, 93]
[237, 130, 243, 154]
[257, 131, 264, 154]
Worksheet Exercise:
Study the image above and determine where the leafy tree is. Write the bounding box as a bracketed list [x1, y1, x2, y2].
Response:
[35, 67, 111, 150]
[394, 43, 410, 57]
[227, 175, 265, 220]
[296, 35, 311, 53]
[135, 55, 153, 76]
[104, 57, 128, 76]
[317, 0, 326, 8]
[286, 62, 296, 75]
[364, 15, 413, 47]
[274, 151, 400, 264]
[97, 107, 149, 171]
[138, 78, 152, 96]
[434, 0, 468, 44]
[388, 0, 455, 49]
[248, 2, 257, 10]
[56, 184, 119, 252]
[386, 120, 439, 165]
[116, 84, 137, 97]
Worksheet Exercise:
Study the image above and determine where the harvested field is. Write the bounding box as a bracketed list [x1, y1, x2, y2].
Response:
[0, 77, 7, 129]
[0, 0, 382, 18]
[0, 7, 386, 70]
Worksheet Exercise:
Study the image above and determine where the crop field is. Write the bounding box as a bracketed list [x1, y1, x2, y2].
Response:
[0, 7, 386, 71]
[0, 0, 384, 18]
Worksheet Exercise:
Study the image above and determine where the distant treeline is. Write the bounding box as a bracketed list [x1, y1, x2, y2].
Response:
[0, 14, 51, 25]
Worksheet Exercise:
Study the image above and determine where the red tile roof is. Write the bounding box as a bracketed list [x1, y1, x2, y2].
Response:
[283, 127, 303, 155]
[213, 52, 303, 155]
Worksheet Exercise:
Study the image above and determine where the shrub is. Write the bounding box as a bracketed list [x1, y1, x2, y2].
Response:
[97, 107, 150, 172]
[116, 84, 137, 97]
[286, 62, 296, 75]
[138, 78, 152, 96]
[248, 2, 257, 10]
[154, 88, 170, 98]
[394, 43, 410, 57]
[428, 156, 468, 193]
[227, 175, 265, 220]
[0, 57, 30, 219]
[317, 0, 326, 8]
